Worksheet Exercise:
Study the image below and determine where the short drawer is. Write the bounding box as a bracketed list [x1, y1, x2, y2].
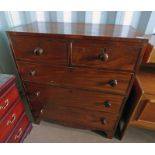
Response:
[0, 83, 19, 119]
[24, 82, 125, 115]
[71, 40, 141, 71]
[7, 113, 29, 143]
[0, 100, 25, 142]
[17, 61, 132, 95]
[9, 35, 68, 65]
[42, 104, 118, 131]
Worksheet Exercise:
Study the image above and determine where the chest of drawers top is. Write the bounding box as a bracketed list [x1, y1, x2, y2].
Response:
[7, 22, 148, 43]
[7, 22, 149, 73]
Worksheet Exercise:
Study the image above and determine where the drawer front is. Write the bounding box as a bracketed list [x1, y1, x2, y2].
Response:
[0, 84, 19, 119]
[43, 104, 118, 131]
[10, 35, 68, 65]
[8, 114, 29, 143]
[17, 61, 132, 95]
[71, 40, 141, 71]
[24, 82, 125, 114]
[0, 100, 24, 142]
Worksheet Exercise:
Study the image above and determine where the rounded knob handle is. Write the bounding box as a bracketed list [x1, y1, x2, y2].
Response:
[98, 48, 108, 61]
[33, 47, 43, 55]
[104, 100, 111, 108]
[40, 109, 44, 114]
[35, 91, 40, 97]
[29, 70, 36, 76]
[100, 117, 107, 125]
[108, 80, 118, 87]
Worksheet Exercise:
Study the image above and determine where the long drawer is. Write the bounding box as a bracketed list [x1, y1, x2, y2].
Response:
[0, 99, 25, 142]
[0, 83, 19, 119]
[17, 61, 132, 95]
[71, 40, 141, 71]
[42, 104, 118, 131]
[9, 35, 68, 65]
[24, 82, 125, 114]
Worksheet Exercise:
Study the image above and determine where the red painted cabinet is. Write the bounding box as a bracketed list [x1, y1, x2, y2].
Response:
[0, 74, 32, 143]
[7, 113, 29, 143]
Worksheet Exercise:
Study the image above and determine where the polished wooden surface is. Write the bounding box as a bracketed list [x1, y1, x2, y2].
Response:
[43, 104, 118, 134]
[10, 34, 143, 72]
[17, 61, 132, 95]
[10, 35, 68, 65]
[8, 22, 148, 42]
[7, 22, 149, 139]
[24, 82, 125, 114]
[72, 40, 141, 71]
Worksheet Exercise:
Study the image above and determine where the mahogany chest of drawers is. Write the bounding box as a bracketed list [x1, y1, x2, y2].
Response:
[7, 22, 150, 138]
[0, 74, 32, 143]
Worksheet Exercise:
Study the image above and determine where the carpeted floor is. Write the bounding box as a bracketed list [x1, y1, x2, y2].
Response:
[24, 121, 155, 143]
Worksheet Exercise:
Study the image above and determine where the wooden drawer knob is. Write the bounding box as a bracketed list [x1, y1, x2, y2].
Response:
[33, 47, 44, 55]
[104, 101, 111, 108]
[98, 48, 108, 62]
[29, 70, 36, 76]
[108, 80, 118, 87]
[35, 91, 40, 97]
[100, 117, 107, 125]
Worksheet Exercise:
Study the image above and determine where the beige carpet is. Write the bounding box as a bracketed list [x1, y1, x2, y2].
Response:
[24, 121, 155, 143]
